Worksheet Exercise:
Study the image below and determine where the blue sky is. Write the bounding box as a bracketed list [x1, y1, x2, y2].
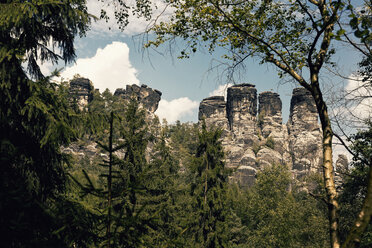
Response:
[39, 0, 364, 125]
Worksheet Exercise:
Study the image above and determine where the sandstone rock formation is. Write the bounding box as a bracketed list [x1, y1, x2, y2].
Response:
[69, 77, 93, 111]
[66, 81, 162, 166]
[114, 84, 162, 113]
[287, 88, 322, 178]
[226, 84, 257, 136]
[199, 84, 324, 186]
[335, 154, 349, 173]
[67, 77, 332, 187]
[199, 96, 229, 135]
[258, 91, 282, 137]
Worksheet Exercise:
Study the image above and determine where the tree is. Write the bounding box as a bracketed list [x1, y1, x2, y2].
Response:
[141, 130, 181, 247]
[146, 0, 371, 246]
[0, 0, 91, 246]
[186, 122, 231, 248]
[338, 123, 372, 247]
[233, 164, 329, 248]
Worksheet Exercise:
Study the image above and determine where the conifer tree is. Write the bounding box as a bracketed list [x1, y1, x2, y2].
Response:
[0, 1, 91, 246]
[187, 121, 231, 248]
[141, 130, 181, 247]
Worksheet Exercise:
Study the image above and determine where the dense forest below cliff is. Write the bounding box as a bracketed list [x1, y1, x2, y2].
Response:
[4, 81, 369, 247]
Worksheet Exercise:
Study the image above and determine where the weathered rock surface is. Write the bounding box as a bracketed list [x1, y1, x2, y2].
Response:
[114, 84, 162, 113]
[258, 92, 283, 137]
[287, 88, 322, 174]
[199, 96, 228, 130]
[69, 77, 93, 111]
[226, 84, 257, 135]
[199, 84, 325, 186]
[336, 154, 349, 173]
[334, 154, 349, 191]
[65, 81, 162, 166]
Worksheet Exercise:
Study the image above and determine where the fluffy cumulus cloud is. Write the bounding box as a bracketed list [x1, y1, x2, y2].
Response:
[208, 83, 233, 99]
[344, 76, 372, 120]
[87, 0, 174, 36]
[61, 41, 139, 92]
[155, 97, 199, 124]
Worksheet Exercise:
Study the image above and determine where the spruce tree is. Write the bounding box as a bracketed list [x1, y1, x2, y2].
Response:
[0, 1, 91, 246]
[187, 121, 231, 248]
[142, 130, 181, 247]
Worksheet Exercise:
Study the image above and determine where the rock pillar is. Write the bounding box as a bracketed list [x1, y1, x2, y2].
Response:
[114, 84, 162, 113]
[287, 88, 322, 176]
[69, 77, 93, 111]
[226, 84, 257, 134]
[198, 96, 228, 130]
[258, 91, 283, 137]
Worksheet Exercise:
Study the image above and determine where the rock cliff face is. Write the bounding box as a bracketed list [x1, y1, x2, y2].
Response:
[65, 81, 162, 168]
[68, 79, 162, 115]
[199, 84, 323, 186]
[69, 77, 93, 111]
[287, 88, 322, 178]
[198, 96, 228, 130]
[67, 78, 331, 187]
[114, 84, 162, 113]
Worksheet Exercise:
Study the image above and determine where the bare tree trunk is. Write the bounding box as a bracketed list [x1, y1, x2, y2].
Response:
[311, 81, 340, 248]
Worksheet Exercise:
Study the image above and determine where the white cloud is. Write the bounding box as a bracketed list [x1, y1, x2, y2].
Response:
[60, 41, 139, 93]
[343, 76, 372, 121]
[37, 60, 55, 76]
[87, 0, 174, 36]
[155, 97, 199, 124]
[209, 83, 233, 100]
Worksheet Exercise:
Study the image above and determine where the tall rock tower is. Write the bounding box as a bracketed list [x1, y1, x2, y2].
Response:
[198, 84, 323, 186]
[198, 96, 228, 130]
[226, 84, 258, 137]
[69, 77, 93, 111]
[287, 88, 322, 177]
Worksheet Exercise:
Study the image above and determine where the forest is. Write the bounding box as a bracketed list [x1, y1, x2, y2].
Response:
[1, 0, 371, 248]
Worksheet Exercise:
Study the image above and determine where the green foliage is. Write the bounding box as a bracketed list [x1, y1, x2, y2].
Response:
[147, 0, 346, 76]
[141, 131, 181, 247]
[0, 1, 93, 246]
[0, 0, 91, 79]
[166, 120, 199, 169]
[232, 164, 329, 248]
[265, 136, 275, 149]
[186, 122, 231, 248]
[346, 2, 372, 44]
[339, 124, 372, 247]
[359, 53, 372, 82]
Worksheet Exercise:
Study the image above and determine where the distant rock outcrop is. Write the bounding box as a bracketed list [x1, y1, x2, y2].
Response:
[68, 78, 162, 114]
[199, 96, 228, 131]
[199, 84, 324, 186]
[114, 84, 162, 113]
[69, 77, 93, 111]
[287, 88, 322, 178]
[67, 78, 343, 187]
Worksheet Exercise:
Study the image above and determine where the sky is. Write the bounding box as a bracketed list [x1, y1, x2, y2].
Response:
[39, 0, 366, 128]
